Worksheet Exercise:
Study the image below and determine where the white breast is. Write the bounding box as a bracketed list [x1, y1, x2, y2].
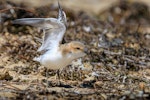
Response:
[39, 50, 72, 70]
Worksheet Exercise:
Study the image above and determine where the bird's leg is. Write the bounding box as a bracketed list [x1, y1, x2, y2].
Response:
[46, 68, 49, 89]
[44, 68, 49, 100]
[57, 69, 61, 86]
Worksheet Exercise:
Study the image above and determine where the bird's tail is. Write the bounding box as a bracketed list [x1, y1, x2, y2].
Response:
[33, 56, 41, 62]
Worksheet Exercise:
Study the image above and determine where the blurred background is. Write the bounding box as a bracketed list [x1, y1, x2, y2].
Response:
[7, 0, 150, 15]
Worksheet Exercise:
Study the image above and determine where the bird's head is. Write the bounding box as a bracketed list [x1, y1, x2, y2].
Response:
[61, 41, 87, 60]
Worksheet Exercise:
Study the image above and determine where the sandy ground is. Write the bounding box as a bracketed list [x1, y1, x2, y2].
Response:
[0, 0, 150, 99]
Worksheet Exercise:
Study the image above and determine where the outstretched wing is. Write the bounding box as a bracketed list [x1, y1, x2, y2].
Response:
[12, 18, 66, 52]
[12, 18, 60, 29]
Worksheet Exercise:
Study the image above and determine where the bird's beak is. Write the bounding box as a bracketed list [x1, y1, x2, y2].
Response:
[84, 48, 88, 54]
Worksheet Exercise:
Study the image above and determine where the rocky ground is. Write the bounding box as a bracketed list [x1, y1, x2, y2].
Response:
[0, 0, 150, 100]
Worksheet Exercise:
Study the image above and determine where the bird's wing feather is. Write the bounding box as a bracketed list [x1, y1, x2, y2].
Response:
[12, 18, 66, 52]
[38, 25, 66, 52]
[12, 18, 58, 29]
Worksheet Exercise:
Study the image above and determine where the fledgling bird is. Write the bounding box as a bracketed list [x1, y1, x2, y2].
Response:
[12, 2, 87, 72]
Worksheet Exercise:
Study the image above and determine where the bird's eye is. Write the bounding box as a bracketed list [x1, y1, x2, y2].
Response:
[76, 47, 80, 50]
